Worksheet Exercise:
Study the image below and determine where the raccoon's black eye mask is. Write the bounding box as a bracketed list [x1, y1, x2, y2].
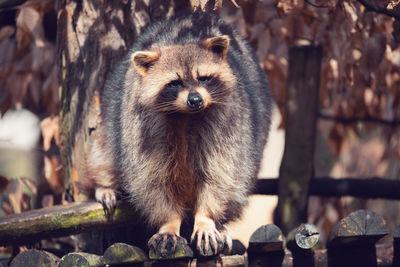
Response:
[166, 79, 183, 88]
[198, 76, 213, 83]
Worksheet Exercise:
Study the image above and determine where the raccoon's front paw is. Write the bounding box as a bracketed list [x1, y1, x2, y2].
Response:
[95, 187, 116, 217]
[191, 223, 232, 256]
[148, 232, 188, 259]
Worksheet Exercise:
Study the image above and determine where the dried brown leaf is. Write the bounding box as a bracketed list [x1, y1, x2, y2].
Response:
[5, 179, 23, 214]
[42, 65, 59, 114]
[20, 177, 37, 195]
[0, 26, 15, 42]
[7, 72, 33, 108]
[21, 194, 31, 212]
[40, 116, 60, 151]
[1, 199, 13, 215]
[16, 6, 45, 50]
[41, 194, 54, 208]
[43, 155, 63, 195]
[0, 36, 16, 75]
[360, 33, 387, 78]
[0, 175, 9, 194]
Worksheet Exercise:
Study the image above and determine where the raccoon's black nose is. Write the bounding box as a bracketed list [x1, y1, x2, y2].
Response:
[187, 92, 204, 111]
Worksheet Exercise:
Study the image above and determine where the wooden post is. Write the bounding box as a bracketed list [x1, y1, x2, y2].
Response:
[394, 227, 400, 266]
[247, 224, 285, 267]
[327, 209, 389, 267]
[286, 223, 319, 267]
[275, 45, 322, 234]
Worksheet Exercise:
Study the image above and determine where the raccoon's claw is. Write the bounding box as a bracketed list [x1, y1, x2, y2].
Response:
[220, 227, 233, 255]
[148, 232, 187, 258]
[191, 225, 230, 256]
[95, 187, 116, 218]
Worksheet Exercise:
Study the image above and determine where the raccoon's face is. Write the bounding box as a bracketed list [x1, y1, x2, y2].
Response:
[130, 36, 236, 114]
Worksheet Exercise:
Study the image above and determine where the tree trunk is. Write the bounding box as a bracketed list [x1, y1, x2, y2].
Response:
[57, 0, 189, 253]
[275, 45, 322, 234]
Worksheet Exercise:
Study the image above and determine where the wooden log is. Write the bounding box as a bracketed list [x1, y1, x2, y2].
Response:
[247, 224, 285, 267]
[58, 252, 104, 267]
[286, 223, 319, 251]
[149, 240, 193, 260]
[248, 224, 285, 253]
[286, 223, 319, 267]
[327, 209, 389, 247]
[103, 242, 147, 264]
[0, 201, 138, 246]
[327, 209, 389, 267]
[10, 250, 59, 267]
[275, 45, 322, 234]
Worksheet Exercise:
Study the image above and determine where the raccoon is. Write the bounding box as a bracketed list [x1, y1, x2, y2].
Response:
[84, 12, 272, 257]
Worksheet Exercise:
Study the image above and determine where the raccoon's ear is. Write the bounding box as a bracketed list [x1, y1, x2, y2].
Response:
[131, 50, 161, 75]
[201, 35, 230, 59]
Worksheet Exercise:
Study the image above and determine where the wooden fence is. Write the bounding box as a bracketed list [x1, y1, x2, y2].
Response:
[1, 207, 399, 266]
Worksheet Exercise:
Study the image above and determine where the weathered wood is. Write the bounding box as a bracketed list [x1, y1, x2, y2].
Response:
[58, 252, 104, 267]
[10, 250, 59, 267]
[255, 177, 400, 199]
[275, 45, 322, 234]
[248, 224, 285, 253]
[103, 242, 147, 264]
[327, 209, 389, 247]
[286, 224, 319, 267]
[247, 224, 285, 267]
[0, 201, 138, 246]
[150, 255, 246, 267]
[149, 240, 193, 260]
[394, 227, 400, 267]
[8, 244, 397, 267]
[249, 243, 394, 267]
[327, 210, 389, 267]
[286, 223, 319, 250]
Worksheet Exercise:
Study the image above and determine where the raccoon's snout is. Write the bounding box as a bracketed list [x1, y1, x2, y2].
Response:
[187, 92, 204, 111]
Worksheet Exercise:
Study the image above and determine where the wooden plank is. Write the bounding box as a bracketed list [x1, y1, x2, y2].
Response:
[255, 177, 400, 199]
[0, 201, 138, 246]
[275, 45, 322, 234]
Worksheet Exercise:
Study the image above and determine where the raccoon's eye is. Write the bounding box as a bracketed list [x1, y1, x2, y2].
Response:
[166, 80, 183, 88]
[198, 76, 213, 83]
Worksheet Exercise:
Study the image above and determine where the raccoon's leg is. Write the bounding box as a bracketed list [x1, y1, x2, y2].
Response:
[191, 196, 233, 256]
[148, 214, 187, 258]
[85, 136, 117, 216]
